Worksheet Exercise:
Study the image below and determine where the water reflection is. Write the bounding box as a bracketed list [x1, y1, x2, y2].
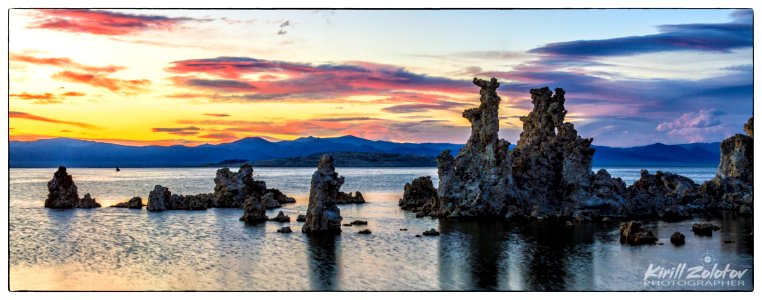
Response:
[307, 234, 340, 290]
[438, 220, 510, 290]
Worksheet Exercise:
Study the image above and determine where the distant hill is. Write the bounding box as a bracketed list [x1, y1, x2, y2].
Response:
[9, 135, 721, 168]
[248, 152, 437, 167]
[9, 135, 461, 167]
[592, 142, 720, 167]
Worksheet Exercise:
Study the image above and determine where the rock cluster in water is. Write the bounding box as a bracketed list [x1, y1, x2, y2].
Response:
[401, 78, 753, 221]
[302, 154, 344, 234]
[336, 191, 365, 204]
[44, 166, 101, 209]
[213, 163, 267, 208]
[146, 185, 212, 211]
[398, 176, 438, 211]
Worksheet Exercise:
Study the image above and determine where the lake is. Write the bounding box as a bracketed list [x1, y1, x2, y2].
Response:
[8, 167, 753, 291]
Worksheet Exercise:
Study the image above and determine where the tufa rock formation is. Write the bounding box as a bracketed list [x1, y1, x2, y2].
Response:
[44, 166, 80, 208]
[213, 163, 295, 209]
[670, 232, 686, 246]
[269, 211, 291, 223]
[147, 185, 171, 211]
[429, 78, 514, 217]
[239, 195, 268, 223]
[147, 185, 211, 211]
[398, 176, 438, 211]
[213, 163, 267, 208]
[336, 191, 365, 204]
[302, 155, 344, 234]
[625, 170, 700, 220]
[76, 193, 101, 208]
[399, 77, 753, 222]
[509, 87, 596, 218]
[699, 117, 753, 213]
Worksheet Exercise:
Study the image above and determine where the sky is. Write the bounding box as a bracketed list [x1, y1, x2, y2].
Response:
[7, 9, 753, 147]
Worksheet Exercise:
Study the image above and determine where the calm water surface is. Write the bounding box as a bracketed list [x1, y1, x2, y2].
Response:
[9, 167, 752, 291]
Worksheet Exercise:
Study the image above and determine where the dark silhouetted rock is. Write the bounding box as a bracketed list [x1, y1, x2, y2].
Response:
[625, 170, 698, 220]
[422, 229, 440, 236]
[431, 78, 514, 218]
[670, 232, 686, 245]
[296, 214, 306, 222]
[112, 196, 143, 209]
[277, 226, 292, 233]
[240, 195, 268, 224]
[45, 166, 79, 208]
[350, 220, 367, 226]
[399, 176, 438, 211]
[76, 193, 101, 208]
[620, 221, 658, 245]
[336, 191, 365, 204]
[147, 185, 171, 211]
[262, 192, 281, 209]
[302, 155, 343, 234]
[358, 229, 372, 234]
[266, 188, 296, 205]
[213, 163, 267, 208]
[692, 223, 720, 236]
[510, 86, 598, 219]
[269, 211, 290, 223]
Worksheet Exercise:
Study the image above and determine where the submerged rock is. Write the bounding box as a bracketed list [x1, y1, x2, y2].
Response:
[302, 155, 344, 234]
[336, 191, 365, 204]
[431, 78, 514, 218]
[692, 223, 720, 236]
[422, 229, 440, 236]
[269, 211, 291, 223]
[112, 196, 143, 209]
[44, 166, 79, 208]
[619, 221, 658, 245]
[399, 176, 438, 211]
[296, 214, 306, 222]
[76, 193, 101, 208]
[670, 232, 686, 245]
[358, 229, 372, 234]
[350, 220, 367, 226]
[277, 226, 293, 233]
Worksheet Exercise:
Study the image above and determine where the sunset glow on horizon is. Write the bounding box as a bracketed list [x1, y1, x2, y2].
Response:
[9, 9, 753, 147]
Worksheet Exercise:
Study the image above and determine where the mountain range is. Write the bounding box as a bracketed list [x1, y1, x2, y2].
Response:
[8, 135, 721, 168]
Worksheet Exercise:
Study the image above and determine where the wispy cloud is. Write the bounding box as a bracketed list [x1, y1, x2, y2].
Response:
[10, 53, 125, 73]
[530, 9, 752, 58]
[151, 126, 201, 136]
[166, 57, 473, 100]
[52, 71, 150, 93]
[28, 9, 201, 36]
[9, 91, 86, 104]
[9, 111, 99, 129]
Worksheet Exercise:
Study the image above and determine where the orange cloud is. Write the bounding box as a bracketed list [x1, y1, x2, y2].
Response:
[10, 53, 124, 73]
[10, 91, 87, 104]
[9, 111, 99, 129]
[52, 70, 150, 93]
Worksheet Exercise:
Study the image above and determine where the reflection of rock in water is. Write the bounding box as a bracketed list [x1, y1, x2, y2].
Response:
[437, 220, 509, 290]
[517, 222, 595, 291]
[307, 234, 340, 290]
